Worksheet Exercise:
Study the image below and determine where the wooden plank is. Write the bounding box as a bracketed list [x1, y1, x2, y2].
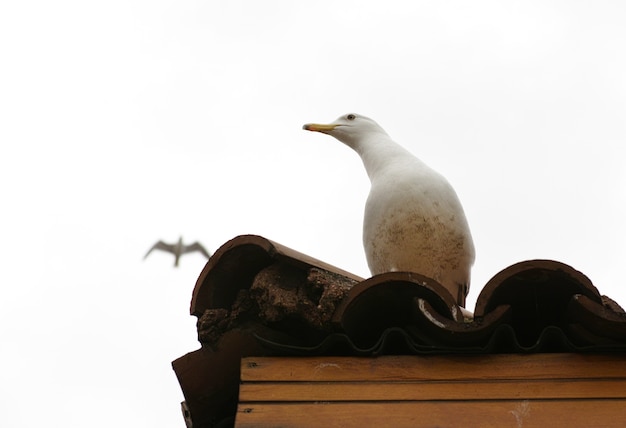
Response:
[239, 379, 626, 402]
[235, 399, 626, 428]
[241, 354, 626, 382]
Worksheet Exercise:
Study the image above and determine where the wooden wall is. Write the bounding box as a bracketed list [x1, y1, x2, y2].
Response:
[236, 353, 626, 427]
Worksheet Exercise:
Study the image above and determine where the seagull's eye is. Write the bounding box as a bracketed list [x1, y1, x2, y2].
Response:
[346, 114, 356, 120]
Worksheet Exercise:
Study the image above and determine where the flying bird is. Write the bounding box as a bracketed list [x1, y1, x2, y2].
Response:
[144, 236, 211, 267]
[303, 113, 475, 305]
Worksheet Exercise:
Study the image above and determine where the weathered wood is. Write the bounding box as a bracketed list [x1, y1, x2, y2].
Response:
[241, 354, 626, 382]
[235, 400, 626, 428]
[236, 354, 626, 427]
[239, 379, 626, 402]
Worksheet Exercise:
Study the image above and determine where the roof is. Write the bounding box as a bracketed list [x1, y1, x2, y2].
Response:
[173, 234, 626, 427]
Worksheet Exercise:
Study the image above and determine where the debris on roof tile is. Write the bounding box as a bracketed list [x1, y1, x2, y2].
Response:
[173, 234, 626, 427]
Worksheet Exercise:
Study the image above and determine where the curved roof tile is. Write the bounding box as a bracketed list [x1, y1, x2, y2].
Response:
[187, 235, 626, 355]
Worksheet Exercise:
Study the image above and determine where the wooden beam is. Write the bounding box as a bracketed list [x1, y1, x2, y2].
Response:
[236, 400, 626, 427]
[241, 354, 626, 382]
[240, 379, 626, 402]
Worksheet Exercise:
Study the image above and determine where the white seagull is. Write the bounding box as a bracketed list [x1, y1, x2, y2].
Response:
[303, 113, 475, 305]
[144, 236, 211, 267]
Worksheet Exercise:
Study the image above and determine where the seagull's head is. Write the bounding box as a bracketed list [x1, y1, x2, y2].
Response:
[303, 113, 386, 149]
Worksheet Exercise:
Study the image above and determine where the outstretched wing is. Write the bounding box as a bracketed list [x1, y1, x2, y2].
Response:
[183, 242, 211, 259]
[144, 241, 176, 259]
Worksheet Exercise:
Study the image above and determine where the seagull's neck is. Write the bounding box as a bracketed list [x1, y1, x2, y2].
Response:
[355, 135, 423, 182]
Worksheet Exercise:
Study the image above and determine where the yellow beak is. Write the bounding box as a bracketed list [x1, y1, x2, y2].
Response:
[302, 123, 338, 132]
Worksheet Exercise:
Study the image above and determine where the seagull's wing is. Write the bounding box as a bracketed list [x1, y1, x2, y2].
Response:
[144, 241, 176, 259]
[183, 242, 211, 259]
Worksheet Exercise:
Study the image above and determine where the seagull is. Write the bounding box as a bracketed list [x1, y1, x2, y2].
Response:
[303, 113, 475, 305]
[144, 236, 211, 267]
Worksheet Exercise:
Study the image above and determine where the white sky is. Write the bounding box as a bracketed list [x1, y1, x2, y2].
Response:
[2, 1, 626, 426]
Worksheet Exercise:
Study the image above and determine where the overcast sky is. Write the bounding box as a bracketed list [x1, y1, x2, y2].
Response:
[2, 1, 626, 426]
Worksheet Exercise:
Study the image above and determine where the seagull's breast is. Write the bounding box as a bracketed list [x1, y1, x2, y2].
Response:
[363, 163, 474, 295]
